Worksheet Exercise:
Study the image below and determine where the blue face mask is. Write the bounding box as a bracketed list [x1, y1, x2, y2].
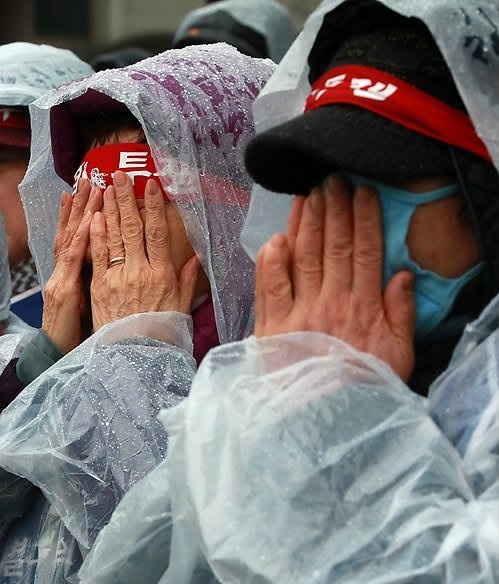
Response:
[339, 173, 484, 340]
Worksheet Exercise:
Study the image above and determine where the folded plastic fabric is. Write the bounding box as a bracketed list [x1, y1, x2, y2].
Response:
[0, 312, 35, 371]
[0, 490, 82, 584]
[0, 312, 196, 551]
[80, 459, 218, 584]
[81, 308, 498, 583]
[1, 217, 35, 373]
[0, 469, 34, 540]
[1, 215, 35, 379]
[0, 215, 11, 324]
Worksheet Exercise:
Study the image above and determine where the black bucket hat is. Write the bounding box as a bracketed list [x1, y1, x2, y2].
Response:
[245, 0, 469, 195]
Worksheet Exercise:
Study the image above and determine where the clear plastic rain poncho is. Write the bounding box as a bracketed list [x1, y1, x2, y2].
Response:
[172, 0, 296, 63]
[0, 42, 274, 571]
[79, 2, 498, 583]
[0, 41, 93, 364]
[0, 215, 10, 324]
[0, 42, 93, 107]
[0, 216, 34, 371]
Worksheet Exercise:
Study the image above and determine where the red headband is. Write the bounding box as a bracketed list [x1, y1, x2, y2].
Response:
[74, 142, 251, 206]
[0, 108, 30, 130]
[73, 143, 169, 200]
[305, 65, 492, 163]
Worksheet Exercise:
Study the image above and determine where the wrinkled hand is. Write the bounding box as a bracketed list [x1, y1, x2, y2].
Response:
[42, 180, 102, 354]
[255, 176, 416, 382]
[90, 171, 200, 331]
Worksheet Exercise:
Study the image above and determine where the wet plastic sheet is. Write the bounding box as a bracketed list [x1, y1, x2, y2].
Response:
[0, 469, 34, 540]
[82, 323, 498, 583]
[0, 491, 82, 584]
[0, 216, 11, 323]
[0, 313, 196, 550]
[172, 0, 296, 63]
[0, 42, 92, 107]
[79, 458, 218, 584]
[79, 461, 175, 584]
[0, 312, 34, 376]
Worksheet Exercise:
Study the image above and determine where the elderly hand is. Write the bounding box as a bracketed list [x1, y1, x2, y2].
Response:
[42, 180, 102, 354]
[89, 171, 200, 331]
[255, 176, 416, 382]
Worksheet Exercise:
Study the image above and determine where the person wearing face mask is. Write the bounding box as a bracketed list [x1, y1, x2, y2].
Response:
[76, 2, 498, 583]
[0, 44, 273, 582]
[243, 2, 497, 394]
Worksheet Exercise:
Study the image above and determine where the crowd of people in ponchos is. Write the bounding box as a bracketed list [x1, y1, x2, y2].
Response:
[0, 0, 497, 582]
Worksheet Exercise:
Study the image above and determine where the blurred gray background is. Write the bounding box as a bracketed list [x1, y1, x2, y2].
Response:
[1, 0, 320, 61]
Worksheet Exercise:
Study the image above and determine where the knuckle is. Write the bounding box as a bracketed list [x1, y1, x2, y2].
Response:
[324, 240, 353, 261]
[61, 227, 73, 247]
[354, 247, 382, 267]
[295, 254, 322, 274]
[66, 248, 81, 264]
[107, 233, 123, 247]
[72, 229, 85, 244]
[93, 248, 107, 263]
[265, 277, 291, 299]
[71, 198, 84, 214]
[146, 223, 166, 242]
[44, 281, 57, 298]
[121, 218, 143, 241]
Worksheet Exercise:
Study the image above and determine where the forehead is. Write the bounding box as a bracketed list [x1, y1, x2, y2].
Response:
[89, 126, 146, 149]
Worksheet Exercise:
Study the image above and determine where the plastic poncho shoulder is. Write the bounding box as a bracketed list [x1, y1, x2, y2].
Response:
[0, 44, 274, 581]
[81, 316, 499, 583]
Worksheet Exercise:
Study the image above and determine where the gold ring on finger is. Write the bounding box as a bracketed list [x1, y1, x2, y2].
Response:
[108, 256, 125, 267]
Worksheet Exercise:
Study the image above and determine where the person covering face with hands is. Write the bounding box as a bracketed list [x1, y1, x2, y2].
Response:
[0, 44, 273, 581]
[76, 2, 498, 583]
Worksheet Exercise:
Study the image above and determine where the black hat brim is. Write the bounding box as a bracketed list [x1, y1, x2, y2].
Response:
[245, 103, 456, 195]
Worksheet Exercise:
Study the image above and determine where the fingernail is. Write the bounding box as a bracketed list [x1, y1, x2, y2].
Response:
[271, 233, 287, 248]
[146, 179, 160, 197]
[325, 176, 339, 192]
[60, 192, 69, 207]
[113, 171, 126, 187]
[105, 186, 116, 201]
[77, 178, 89, 192]
[356, 187, 374, 204]
[309, 192, 324, 213]
[404, 273, 414, 294]
[325, 175, 350, 194]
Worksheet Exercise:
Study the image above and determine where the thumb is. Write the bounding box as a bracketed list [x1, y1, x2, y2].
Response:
[384, 271, 416, 343]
